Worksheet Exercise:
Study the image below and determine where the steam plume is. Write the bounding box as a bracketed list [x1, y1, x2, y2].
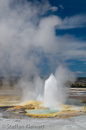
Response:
[0, 0, 76, 107]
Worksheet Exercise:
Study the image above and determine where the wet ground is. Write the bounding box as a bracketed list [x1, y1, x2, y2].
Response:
[0, 113, 86, 130]
[0, 88, 86, 130]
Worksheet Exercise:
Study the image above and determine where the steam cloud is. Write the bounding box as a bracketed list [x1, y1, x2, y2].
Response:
[0, 0, 76, 107]
[0, 0, 60, 77]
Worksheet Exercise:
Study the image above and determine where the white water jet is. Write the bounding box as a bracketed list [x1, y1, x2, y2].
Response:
[43, 74, 59, 109]
[43, 66, 76, 109]
[43, 74, 64, 109]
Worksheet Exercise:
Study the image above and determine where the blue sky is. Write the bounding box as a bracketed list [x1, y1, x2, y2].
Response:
[43, 0, 86, 77]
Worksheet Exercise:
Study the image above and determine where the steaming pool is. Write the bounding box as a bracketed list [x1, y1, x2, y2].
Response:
[26, 109, 60, 114]
[26, 109, 61, 117]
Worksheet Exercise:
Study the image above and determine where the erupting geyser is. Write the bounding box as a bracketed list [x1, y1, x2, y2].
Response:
[25, 66, 79, 118]
[43, 74, 61, 109]
[43, 66, 76, 109]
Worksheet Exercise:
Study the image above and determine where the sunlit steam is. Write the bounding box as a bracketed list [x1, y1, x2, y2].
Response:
[0, 0, 76, 108]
